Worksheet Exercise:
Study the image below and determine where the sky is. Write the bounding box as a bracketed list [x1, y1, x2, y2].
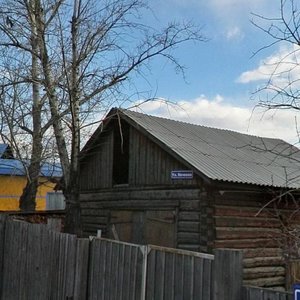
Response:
[125, 0, 300, 145]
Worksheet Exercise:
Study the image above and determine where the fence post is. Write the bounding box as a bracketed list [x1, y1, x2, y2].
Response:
[140, 245, 149, 300]
[213, 249, 243, 300]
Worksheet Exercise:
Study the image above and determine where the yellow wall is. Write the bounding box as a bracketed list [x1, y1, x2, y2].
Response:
[0, 176, 56, 211]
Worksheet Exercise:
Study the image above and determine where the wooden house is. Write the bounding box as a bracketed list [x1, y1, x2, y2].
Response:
[0, 144, 62, 210]
[79, 108, 300, 289]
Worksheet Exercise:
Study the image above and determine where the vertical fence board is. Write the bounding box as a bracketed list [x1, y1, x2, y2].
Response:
[213, 249, 243, 300]
[135, 246, 147, 300]
[202, 257, 212, 299]
[104, 241, 112, 300]
[49, 230, 61, 299]
[110, 242, 119, 300]
[74, 238, 90, 300]
[174, 252, 184, 300]
[146, 247, 156, 300]
[193, 257, 203, 300]
[2, 221, 21, 299]
[164, 252, 175, 300]
[155, 250, 165, 300]
[183, 255, 193, 300]
[129, 247, 138, 300]
[116, 244, 125, 300]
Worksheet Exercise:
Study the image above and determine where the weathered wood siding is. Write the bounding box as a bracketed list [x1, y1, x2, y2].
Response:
[129, 127, 198, 186]
[80, 125, 200, 191]
[80, 130, 113, 190]
[213, 189, 297, 289]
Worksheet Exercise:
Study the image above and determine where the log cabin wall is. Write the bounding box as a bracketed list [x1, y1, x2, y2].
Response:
[212, 188, 297, 289]
[80, 187, 207, 252]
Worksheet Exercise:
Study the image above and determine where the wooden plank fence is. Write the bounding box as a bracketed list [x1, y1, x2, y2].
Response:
[88, 238, 147, 300]
[146, 245, 214, 300]
[1, 217, 87, 300]
[243, 286, 293, 300]
[0, 215, 296, 299]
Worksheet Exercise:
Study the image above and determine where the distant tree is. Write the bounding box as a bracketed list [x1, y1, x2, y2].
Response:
[0, 0, 206, 234]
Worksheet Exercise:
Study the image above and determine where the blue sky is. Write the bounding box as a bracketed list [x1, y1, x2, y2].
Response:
[127, 0, 300, 145]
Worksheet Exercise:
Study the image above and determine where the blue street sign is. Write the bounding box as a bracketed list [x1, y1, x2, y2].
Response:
[294, 284, 300, 300]
[171, 170, 193, 180]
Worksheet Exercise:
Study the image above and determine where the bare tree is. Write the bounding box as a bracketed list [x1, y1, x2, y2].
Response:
[251, 0, 300, 287]
[0, 0, 54, 211]
[252, 0, 300, 117]
[0, 0, 205, 233]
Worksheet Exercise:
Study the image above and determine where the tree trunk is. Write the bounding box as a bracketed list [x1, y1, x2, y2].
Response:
[19, 165, 40, 211]
[63, 0, 82, 235]
[64, 196, 81, 235]
[19, 0, 42, 211]
[34, 0, 82, 234]
[63, 172, 82, 235]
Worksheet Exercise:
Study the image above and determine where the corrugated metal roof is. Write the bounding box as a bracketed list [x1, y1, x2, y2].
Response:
[0, 159, 62, 177]
[120, 109, 300, 188]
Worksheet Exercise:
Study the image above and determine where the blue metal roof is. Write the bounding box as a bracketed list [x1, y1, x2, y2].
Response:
[0, 159, 62, 177]
[119, 109, 300, 189]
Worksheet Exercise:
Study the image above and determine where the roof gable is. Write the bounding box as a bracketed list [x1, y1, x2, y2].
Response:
[83, 108, 300, 189]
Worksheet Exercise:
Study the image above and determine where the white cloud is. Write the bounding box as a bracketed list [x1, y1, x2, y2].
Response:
[237, 45, 300, 90]
[134, 95, 300, 145]
[226, 26, 244, 41]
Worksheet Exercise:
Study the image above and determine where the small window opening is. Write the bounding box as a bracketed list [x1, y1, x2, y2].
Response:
[112, 119, 129, 185]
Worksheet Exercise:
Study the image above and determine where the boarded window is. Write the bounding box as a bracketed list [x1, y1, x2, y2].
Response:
[109, 210, 176, 247]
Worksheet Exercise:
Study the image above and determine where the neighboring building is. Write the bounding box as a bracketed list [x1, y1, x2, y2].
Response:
[46, 192, 65, 210]
[0, 144, 62, 211]
[79, 108, 300, 289]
